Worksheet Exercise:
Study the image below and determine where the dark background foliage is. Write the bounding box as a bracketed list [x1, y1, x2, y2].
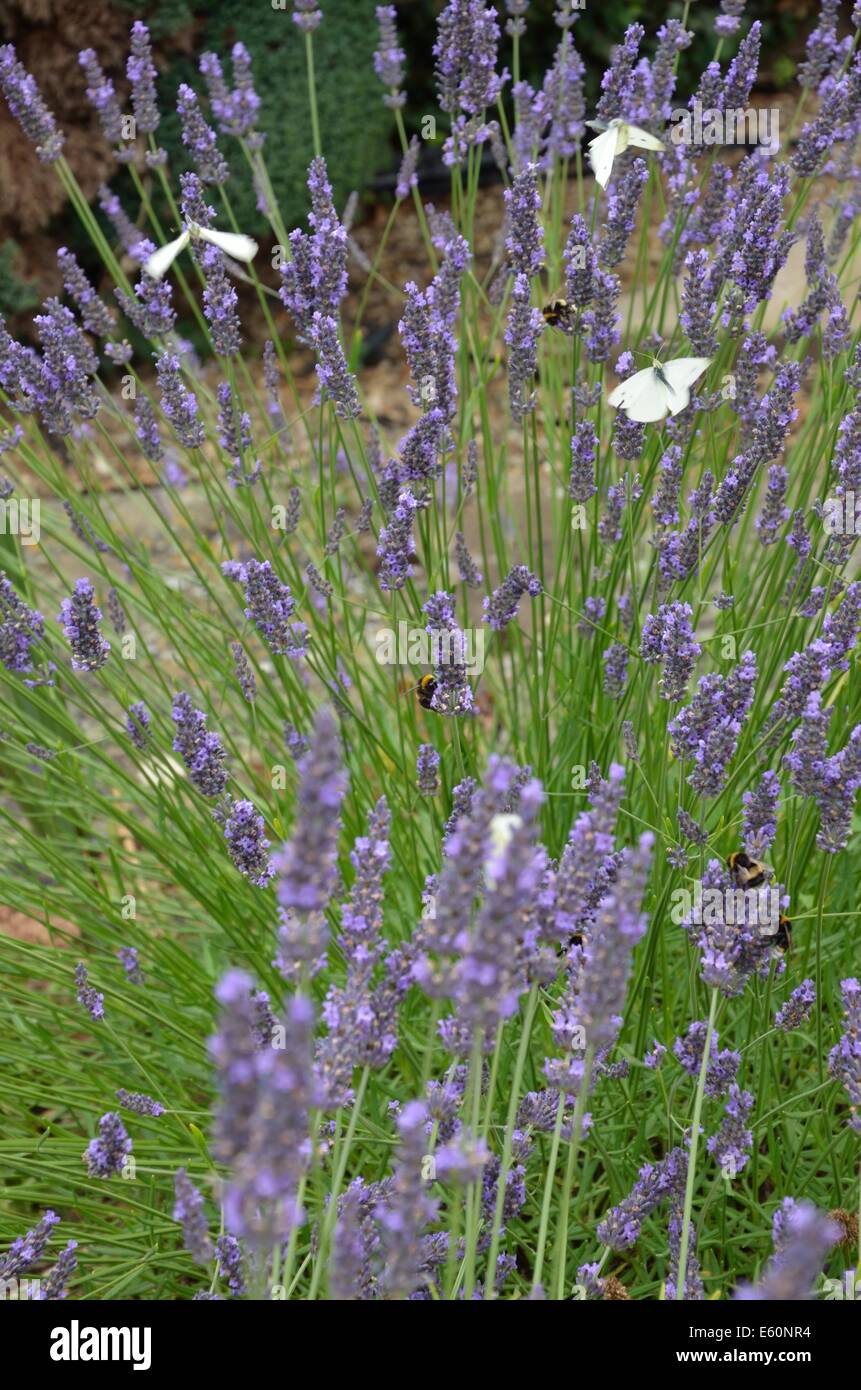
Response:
[0, 0, 832, 318]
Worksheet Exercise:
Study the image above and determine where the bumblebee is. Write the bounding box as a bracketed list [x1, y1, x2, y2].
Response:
[764, 915, 792, 953]
[542, 297, 574, 332]
[727, 851, 768, 890]
[417, 674, 437, 710]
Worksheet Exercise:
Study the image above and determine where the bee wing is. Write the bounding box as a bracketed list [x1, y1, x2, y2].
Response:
[660, 357, 712, 416]
[587, 127, 620, 189]
[625, 124, 666, 153]
[607, 367, 670, 423]
[197, 227, 259, 263]
[143, 230, 190, 280]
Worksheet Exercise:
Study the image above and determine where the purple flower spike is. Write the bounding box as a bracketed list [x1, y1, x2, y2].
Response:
[1, 571, 45, 675]
[127, 22, 160, 135]
[374, 6, 406, 108]
[0, 44, 64, 162]
[173, 1169, 213, 1265]
[79, 48, 129, 157]
[171, 692, 228, 799]
[483, 564, 541, 630]
[829, 978, 861, 1133]
[176, 83, 228, 185]
[84, 1112, 132, 1178]
[735, 1201, 840, 1300]
[58, 579, 110, 673]
[223, 798, 274, 888]
[274, 706, 347, 915]
[293, 1, 323, 33]
[210, 973, 320, 1245]
[222, 557, 306, 658]
[75, 962, 104, 1021]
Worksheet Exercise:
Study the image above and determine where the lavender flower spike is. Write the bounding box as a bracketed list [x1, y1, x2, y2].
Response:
[83, 1112, 132, 1178]
[156, 353, 205, 449]
[127, 22, 160, 135]
[735, 1202, 840, 1300]
[374, 6, 407, 108]
[176, 83, 228, 185]
[173, 1169, 214, 1265]
[293, 1, 323, 33]
[58, 579, 110, 672]
[0, 45, 65, 162]
[1, 571, 45, 675]
[829, 978, 861, 1133]
[210, 973, 320, 1244]
[171, 692, 228, 799]
[79, 48, 129, 157]
[75, 962, 104, 1021]
[274, 706, 347, 913]
[483, 564, 542, 630]
[377, 1101, 438, 1297]
[223, 798, 274, 888]
[505, 272, 544, 421]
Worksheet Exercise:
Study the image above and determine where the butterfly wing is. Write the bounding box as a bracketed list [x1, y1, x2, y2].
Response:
[585, 118, 610, 134]
[607, 367, 670, 423]
[625, 124, 666, 153]
[143, 230, 190, 280]
[660, 357, 712, 416]
[197, 227, 259, 263]
[587, 127, 620, 189]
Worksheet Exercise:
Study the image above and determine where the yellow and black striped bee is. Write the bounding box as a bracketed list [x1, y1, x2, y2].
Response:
[727, 850, 768, 890]
[542, 297, 574, 332]
[417, 674, 437, 710]
[765, 915, 792, 954]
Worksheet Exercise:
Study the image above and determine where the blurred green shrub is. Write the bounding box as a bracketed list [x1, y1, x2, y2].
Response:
[121, 0, 392, 232]
[0, 242, 39, 317]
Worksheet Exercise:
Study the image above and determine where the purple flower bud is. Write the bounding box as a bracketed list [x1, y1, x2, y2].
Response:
[222, 557, 306, 658]
[741, 770, 781, 855]
[293, 1, 323, 33]
[504, 164, 544, 278]
[117, 946, 144, 984]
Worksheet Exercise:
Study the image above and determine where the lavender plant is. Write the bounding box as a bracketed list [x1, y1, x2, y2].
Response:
[1, 2, 861, 1308]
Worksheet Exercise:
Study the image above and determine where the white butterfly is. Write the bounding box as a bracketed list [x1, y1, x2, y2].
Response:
[143, 223, 259, 280]
[585, 118, 665, 190]
[608, 357, 712, 423]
